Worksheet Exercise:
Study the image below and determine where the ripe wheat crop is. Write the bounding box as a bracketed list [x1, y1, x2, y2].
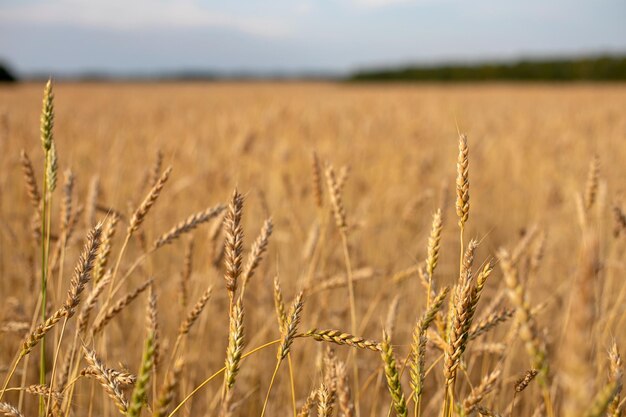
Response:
[0, 81, 625, 417]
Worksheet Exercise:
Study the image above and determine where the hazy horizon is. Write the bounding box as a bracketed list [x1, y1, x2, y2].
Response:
[1, 0, 625, 77]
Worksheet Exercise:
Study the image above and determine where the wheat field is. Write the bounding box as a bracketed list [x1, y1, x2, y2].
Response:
[0, 81, 625, 417]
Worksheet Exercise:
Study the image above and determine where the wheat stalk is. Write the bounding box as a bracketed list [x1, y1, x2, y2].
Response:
[126, 329, 156, 417]
[301, 329, 381, 351]
[463, 369, 501, 415]
[278, 292, 304, 361]
[153, 204, 225, 249]
[335, 361, 354, 417]
[0, 403, 23, 417]
[223, 300, 245, 393]
[311, 151, 323, 208]
[381, 330, 407, 417]
[83, 347, 129, 414]
[455, 134, 469, 228]
[240, 217, 273, 296]
[153, 359, 182, 417]
[224, 189, 244, 306]
[92, 278, 152, 336]
[128, 166, 172, 236]
[317, 384, 334, 417]
[608, 342, 623, 417]
[19, 149, 41, 209]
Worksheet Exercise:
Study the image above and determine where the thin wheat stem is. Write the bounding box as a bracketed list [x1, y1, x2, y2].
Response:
[44, 318, 67, 416]
[167, 338, 281, 417]
[287, 354, 297, 417]
[39, 156, 49, 417]
[340, 232, 360, 417]
[260, 360, 281, 417]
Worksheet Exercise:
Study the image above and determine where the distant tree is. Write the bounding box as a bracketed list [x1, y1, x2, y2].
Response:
[349, 55, 626, 82]
[0, 62, 17, 82]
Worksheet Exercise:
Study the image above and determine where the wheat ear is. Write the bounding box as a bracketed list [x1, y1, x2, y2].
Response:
[153, 359, 183, 417]
[608, 343, 623, 417]
[83, 347, 129, 414]
[127, 330, 156, 417]
[240, 217, 273, 297]
[317, 384, 334, 417]
[224, 189, 244, 307]
[0, 403, 24, 417]
[153, 204, 225, 249]
[128, 166, 172, 236]
[381, 330, 407, 417]
[19, 149, 41, 209]
[455, 134, 469, 228]
[463, 369, 501, 415]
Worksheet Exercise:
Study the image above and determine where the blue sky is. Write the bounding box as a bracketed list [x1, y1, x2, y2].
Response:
[1, 0, 625, 76]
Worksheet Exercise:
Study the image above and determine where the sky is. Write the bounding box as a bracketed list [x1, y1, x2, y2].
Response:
[0, 0, 625, 76]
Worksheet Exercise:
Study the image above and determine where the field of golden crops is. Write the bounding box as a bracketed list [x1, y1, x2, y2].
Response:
[0, 81, 625, 417]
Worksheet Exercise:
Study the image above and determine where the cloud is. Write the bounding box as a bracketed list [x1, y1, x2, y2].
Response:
[0, 0, 292, 38]
[349, 0, 439, 8]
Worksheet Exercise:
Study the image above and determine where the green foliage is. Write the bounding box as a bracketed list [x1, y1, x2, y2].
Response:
[349, 55, 626, 82]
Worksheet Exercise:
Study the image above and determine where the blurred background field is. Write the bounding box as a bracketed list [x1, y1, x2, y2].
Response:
[1, 81, 626, 415]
